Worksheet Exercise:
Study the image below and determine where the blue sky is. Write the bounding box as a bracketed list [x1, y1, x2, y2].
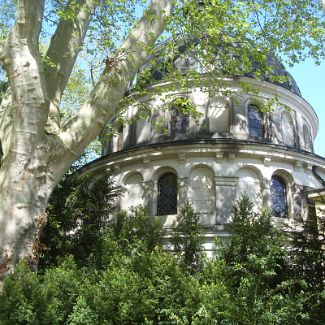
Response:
[287, 61, 325, 158]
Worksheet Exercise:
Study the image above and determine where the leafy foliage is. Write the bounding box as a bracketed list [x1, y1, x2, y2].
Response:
[288, 205, 325, 325]
[113, 207, 165, 254]
[39, 171, 121, 269]
[1, 191, 325, 324]
[171, 203, 205, 274]
[221, 195, 288, 289]
[215, 195, 306, 324]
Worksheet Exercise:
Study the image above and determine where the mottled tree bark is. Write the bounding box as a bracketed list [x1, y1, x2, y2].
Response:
[0, 0, 175, 279]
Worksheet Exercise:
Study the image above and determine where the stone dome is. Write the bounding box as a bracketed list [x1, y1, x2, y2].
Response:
[82, 35, 325, 255]
[127, 38, 301, 96]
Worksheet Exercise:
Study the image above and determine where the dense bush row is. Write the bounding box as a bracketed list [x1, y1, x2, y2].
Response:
[0, 174, 324, 325]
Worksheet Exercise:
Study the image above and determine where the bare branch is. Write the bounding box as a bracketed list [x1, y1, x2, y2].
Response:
[57, 0, 176, 165]
[44, 0, 97, 131]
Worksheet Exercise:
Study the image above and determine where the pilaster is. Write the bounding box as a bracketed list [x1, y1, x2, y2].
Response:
[141, 180, 156, 216]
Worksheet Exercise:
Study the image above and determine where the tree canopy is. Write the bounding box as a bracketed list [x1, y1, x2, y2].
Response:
[1, 191, 324, 324]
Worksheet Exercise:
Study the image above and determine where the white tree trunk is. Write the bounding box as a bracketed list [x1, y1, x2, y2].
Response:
[0, 0, 50, 276]
[0, 0, 175, 279]
[0, 148, 55, 272]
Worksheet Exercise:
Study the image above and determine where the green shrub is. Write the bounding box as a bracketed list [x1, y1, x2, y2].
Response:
[1, 195, 324, 324]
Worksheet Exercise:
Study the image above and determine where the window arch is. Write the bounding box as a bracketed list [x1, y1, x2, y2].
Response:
[270, 176, 288, 217]
[170, 109, 189, 137]
[188, 166, 215, 215]
[157, 173, 177, 215]
[121, 172, 144, 210]
[248, 104, 264, 138]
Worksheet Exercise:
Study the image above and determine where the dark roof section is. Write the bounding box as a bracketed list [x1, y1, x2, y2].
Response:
[127, 38, 301, 96]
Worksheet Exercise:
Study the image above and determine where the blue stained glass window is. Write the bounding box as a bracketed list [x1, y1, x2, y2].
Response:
[271, 176, 287, 217]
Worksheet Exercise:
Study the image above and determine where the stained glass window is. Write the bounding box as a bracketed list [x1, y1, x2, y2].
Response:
[271, 176, 287, 217]
[248, 104, 264, 138]
[157, 173, 177, 215]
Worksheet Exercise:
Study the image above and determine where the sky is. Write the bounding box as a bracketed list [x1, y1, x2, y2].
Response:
[287, 60, 325, 158]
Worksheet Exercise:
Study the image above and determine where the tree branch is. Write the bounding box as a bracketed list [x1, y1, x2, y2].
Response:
[4, 0, 48, 141]
[15, 0, 44, 45]
[57, 0, 176, 166]
[0, 1, 45, 157]
[0, 39, 8, 65]
[0, 88, 13, 159]
[44, 0, 97, 132]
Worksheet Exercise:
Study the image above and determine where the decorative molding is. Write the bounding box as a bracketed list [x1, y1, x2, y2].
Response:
[262, 178, 272, 189]
[178, 153, 186, 163]
[177, 177, 189, 188]
[142, 158, 151, 167]
[294, 161, 304, 171]
[214, 176, 238, 186]
[215, 152, 224, 161]
[228, 153, 236, 162]
[264, 157, 271, 166]
[178, 177, 189, 204]
[141, 180, 154, 191]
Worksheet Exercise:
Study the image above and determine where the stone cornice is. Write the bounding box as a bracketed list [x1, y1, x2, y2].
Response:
[79, 139, 325, 175]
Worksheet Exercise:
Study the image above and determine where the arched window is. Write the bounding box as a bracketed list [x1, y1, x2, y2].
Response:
[170, 109, 189, 137]
[157, 173, 177, 215]
[248, 104, 264, 138]
[270, 176, 287, 217]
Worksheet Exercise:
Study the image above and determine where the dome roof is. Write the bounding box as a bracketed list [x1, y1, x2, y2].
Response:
[128, 38, 301, 96]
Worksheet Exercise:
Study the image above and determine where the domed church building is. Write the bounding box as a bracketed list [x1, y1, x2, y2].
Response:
[82, 38, 325, 253]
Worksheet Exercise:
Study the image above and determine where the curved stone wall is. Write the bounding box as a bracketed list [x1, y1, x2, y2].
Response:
[82, 75, 325, 255]
[102, 78, 318, 157]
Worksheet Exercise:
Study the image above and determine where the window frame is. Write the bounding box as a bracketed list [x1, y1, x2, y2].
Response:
[170, 109, 190, 137]
[157, 173, 178, 215]
[247, 104, 264, 138]
[270, 175, 288, 218]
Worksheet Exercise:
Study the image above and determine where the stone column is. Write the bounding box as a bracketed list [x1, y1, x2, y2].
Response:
[262, 178, 272, 209]
[177, 177, 189, 210]
[292, 184, 303, 220]
[141, 180, 156, 216]
[214, 176, 238, 224]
